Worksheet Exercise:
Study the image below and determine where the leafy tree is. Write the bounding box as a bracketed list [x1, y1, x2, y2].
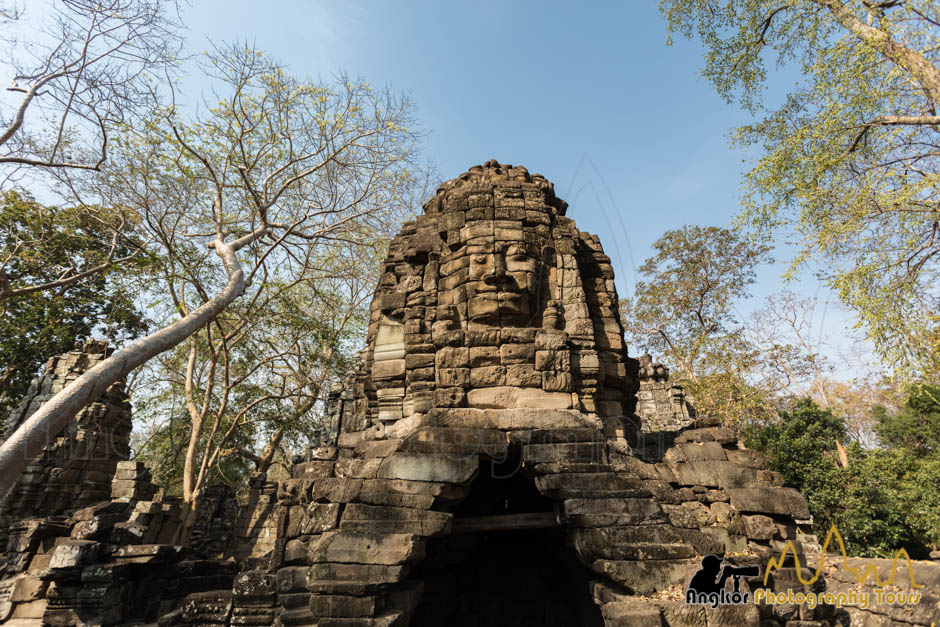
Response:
[659, 0, 940, 378]
[622, 225, 772, 383]
[0, 43, 427, 504]
[745, 399, 847, 523]
[873, 382, 940, 455]
[0, 190, 148, 414]
[622, 225, 777, 424]
[130, 239, 385, 540]
[838, 445, 936, 557]
[747, 396, 939, 557]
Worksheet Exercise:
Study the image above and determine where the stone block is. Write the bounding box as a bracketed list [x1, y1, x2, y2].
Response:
[339, 504, 452, 537]
[541, 371, 572, 392]
[286, 503, 341, 538]
[675, 427, 737, 445]
[294, 461, 335, 478]
[468, 346, 500, 367]
[663, 502, 717, 528]
[432, 386, 466, 407]
[399, 427, 508, 458]
[561, 497, 664, 527]
[430, 407, 594, 430]
[741, 514, 777, 540]
[534, 472, 650, 499]
[500, 343, 534, 364]
[504, 364, 541, 387]
[436, 368, 469, 387]
[377, 453, 478, 484]
[404, 353, 434, 369]
[667, 461, 757, 489]
[523, 442, 608, 465]
[307, 532, 424, 565]
[465, 386, 574, 410]
[372, 359, 405, 380]
[335, 458, 382, 479]
[727, 487, 811, 520]
[308, 594, 378, 618]
[435, 347, 469, 369]
[469, 365, 505, 387]
[48, 539, 100, 570]
[665, 441, 728, 462]
[726, 449, 768, 469]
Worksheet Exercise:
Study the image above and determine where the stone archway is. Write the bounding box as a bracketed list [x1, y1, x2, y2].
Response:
[407, 443, 604, 627]
[285, 413, 683, 626]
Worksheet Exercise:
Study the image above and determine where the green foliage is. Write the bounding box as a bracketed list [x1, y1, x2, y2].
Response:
[745, 399, 846, 515]
[659, 0, 940, 378]
[622, 225, 772, 381]
[873, 382, 940, 455]
[0, 191, 148, 414]
[837, 444, 936, 558]
[747, 396, 940, 557]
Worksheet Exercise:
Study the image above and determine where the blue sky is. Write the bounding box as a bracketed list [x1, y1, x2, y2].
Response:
[4, 0, 865, 374]
[178, 0, 868, 373]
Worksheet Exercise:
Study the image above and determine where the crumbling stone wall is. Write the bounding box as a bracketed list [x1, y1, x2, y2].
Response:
[232, 477, 280, 564]
[636, 353, 695, 432]
[0, 340, 132, 548]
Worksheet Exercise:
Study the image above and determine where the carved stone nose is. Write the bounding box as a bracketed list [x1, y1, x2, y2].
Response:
[482, 253, 507, 286]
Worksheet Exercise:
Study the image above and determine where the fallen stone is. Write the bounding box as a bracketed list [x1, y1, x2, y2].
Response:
[592, 558, 698, 595]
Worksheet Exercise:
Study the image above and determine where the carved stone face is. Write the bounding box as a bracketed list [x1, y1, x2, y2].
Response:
[464, 238, 543, 322]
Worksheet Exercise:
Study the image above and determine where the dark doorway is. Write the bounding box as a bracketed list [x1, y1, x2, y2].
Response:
[409, 448, 604, 627]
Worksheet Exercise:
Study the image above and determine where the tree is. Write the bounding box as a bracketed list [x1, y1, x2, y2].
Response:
[0, 190, 148, 415]
[0, 0, 182, 302]
[745, 399, 847, 523]
[131, 239, 387, 542]
[747, 397, 939, 557]
[622, 225, 773, 424]
[0, 43, 427, 502]
[745, 291, 832, 400]
[659, 0, 940, 378]
[873, 382, 940, 455]
[1, 0, 183, 173]
[622, 225, 772, 381]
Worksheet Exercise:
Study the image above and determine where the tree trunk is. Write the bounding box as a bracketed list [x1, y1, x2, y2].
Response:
[815, 0, 940, 106]
[173, 488, 202, 547]
[0, 238, 248, 500]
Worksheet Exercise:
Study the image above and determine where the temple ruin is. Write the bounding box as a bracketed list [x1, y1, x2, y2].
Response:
[0, 161, 936, 626]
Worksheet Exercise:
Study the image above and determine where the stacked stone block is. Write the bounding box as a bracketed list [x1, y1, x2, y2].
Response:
[0, 340, 133, 547]
[636, 353, 695, 432]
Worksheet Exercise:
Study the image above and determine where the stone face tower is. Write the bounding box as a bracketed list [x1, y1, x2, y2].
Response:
[5, 163, 932, 626]
[275, 162, 849, 627]
[335, 159, 639, 449]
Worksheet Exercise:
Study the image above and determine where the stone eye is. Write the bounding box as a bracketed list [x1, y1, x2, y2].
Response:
[473, 255, 487, 264]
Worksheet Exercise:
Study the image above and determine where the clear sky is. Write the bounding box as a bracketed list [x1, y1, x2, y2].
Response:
[177, 0, 870, 375]
[8, 0, 870, 375]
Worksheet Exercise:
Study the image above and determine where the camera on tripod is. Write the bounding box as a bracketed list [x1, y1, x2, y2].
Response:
[721, 565, 760, 591]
